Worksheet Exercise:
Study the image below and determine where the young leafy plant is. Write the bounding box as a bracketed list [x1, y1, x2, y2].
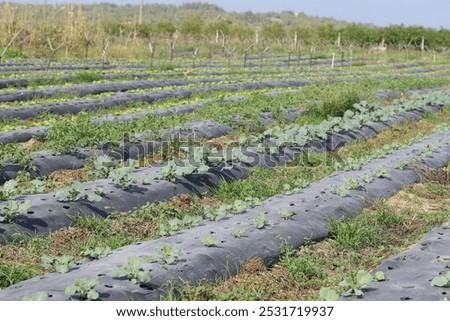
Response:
[182, 214, 202, 229]
[375, 168, 390, 178]
[86, 187, 104, 203]
[331, 184, 350, 197]
[204, 204, 229, 221]
[111, 257, 151, 285]
[362, 173, 374, 184]
[24, 179, 46, 194]
[374, 271, 386, 281]
[0, 179, 18, 200]
[83, 246, 111, 260]
[91, 155, 117, 178]
[0, 200, 32, 223]
[55, 181, 84, 202]
[154, 244, 181, 265]
[344, 177, 362, 190]
[64, 278, 100, 301]
[41, 255, 76, 274]
[161, 157, 196, 181]
[394, 160, 410, 170]
[254, 213, 268, 229]
[279, 209, 295, 220]
[158, 218, 184, 236]
[339, 270, 373, 298]
[201, 236, 220, 247]
[430, 271, 450, 288]
[231, 227, 246, 238]
[108, 167, 136, 190]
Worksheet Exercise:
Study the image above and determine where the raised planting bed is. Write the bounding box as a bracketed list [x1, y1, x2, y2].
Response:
[0, 106, 303, 183]
[0, 128, 447, 300]
[0, 77, 237, 103]
[0, 79, 311, 120]
[0, 98, 446, 244]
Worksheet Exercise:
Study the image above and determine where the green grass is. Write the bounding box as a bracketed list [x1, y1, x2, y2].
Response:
[0, 264, 37, 288]
[327, 216, 384, 250]
[311, 85, 363, 118]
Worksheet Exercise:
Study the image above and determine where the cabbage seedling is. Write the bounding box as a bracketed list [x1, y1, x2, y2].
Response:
[65, 278, 100, 301]
[111, 257, 151, 285]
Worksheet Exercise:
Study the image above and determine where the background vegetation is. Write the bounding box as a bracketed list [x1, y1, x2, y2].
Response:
[0, 1, 449, 62]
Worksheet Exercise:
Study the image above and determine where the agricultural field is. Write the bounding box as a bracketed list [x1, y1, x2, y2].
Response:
[0, 24, 450, 302]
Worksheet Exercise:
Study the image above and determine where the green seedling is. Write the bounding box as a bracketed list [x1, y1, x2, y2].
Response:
[55, 181, 84, 202]
[431, 271, 450, 288]
[362, 173, 374, 183]
[344, 177, 362, 189]
[111, 257, 151, 285]
[375, 168, 390, 178]
[152, 244, 182, 265]
[0, 179, 18, 200]
[279, 209, 295, 220]
[64, 278, 100, 301]
[0, 200, 32, 223]
[109, 167, 136, 190]
[254, 213, 268, 229]
[41, 255, 76, 274]
[231, 228, 246, 238]
[339, 270, 373, 298]
[92, 155, 117, 178]
[83, 246, 111, 260]
[24, 179, 46, 194]
[331, 184, 350, 197]
[201, 236, 220, 247]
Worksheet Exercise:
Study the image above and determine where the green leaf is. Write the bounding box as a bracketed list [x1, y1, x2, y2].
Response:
[231, 228, 246, 238]
[111, 267, 128, 278]
[23, 292, 49, 301]
[254, 213, 268, 229]
[164, 256, 176, 265]
[87, 193, 102, 203]
[64, 284, 78, 296]
[40, 255, 54, 269]
[143, 256, 158, 263]
[197, 164, 210, 173]
[319, 287, 339, 301]
[341, 289, 353, 297]
[338, 277, 352, 288]
[431, 276, 449, 287]
[354, 289, 364, 297]
[201, 236, 220, 247]
[87, 289, 99, 300]
[86, 278, 100, 288]
[137, 270, 151, 283]
[356, 270, 373, 286]
[374, 271, 385, 281]
[279, 209, 295, 220]
[127, 257, 140, 270]
[55, 265, 70, 274]
[84, 246, 111, 260]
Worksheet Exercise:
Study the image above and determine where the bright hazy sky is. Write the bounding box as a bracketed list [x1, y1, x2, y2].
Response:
[13, 0, 450, 29]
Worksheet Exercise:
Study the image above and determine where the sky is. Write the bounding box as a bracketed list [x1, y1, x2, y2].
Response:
[10, 0, 450, 29]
